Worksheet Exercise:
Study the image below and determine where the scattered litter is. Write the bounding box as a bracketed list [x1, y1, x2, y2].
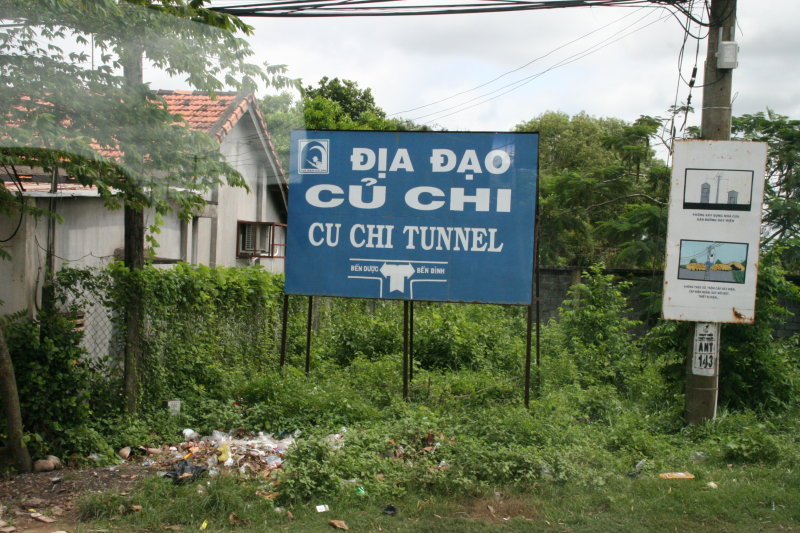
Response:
[691, 451, 706, 464]
[658, 472, 695, 479]
[228, 512, 247, 526]
[316, 504, 330, 513]
[628, 458, 647, 478]
[199, 519, 208, 530]
[329, 519, 349, 530]
[167, 400, 181, 416]
[30, 512, 56, 523]
[21, 498, 45, 508]
[182, 429, 200, 441]
[217, 443, 231, 463]
[118, 447, 131, 460]
[163, 460, 207, 484]
[324, 428, 347, 450]
[706, 481, 718, 489]
[33, 459, 56, 473]
[45, 455, 63, 469]
[383, 504, 397, 516]
[356, 486, 366, 496]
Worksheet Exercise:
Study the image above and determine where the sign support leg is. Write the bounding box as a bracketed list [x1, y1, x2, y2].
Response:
[279, 293, 289, 369]
[409, 300, 414, 383]
[524, 304, 533, 407]
[305, 296, 313, 375]
[403, 300, 409, 401]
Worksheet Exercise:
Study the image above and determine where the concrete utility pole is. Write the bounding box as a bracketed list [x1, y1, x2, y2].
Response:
[686, 0, 737, 424]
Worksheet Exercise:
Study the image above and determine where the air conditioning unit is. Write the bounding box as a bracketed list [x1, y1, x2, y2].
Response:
[237, 221, 286, 258]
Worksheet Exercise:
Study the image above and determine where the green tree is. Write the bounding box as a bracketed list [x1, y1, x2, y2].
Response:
[733, 109, 800, 272]
[260, 77, 428, 169]
[301, 76, 385, 124]
[515, 111, 668, 267]
[0, 0, 288, 468]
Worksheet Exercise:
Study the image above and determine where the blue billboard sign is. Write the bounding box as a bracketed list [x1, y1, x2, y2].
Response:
[285, 130, 538, 305]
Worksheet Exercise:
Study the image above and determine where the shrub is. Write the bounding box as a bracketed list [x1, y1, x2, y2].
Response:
[3, 311, 92, 453]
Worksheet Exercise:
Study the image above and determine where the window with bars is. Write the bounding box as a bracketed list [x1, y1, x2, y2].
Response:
[237, 221, 286, 258]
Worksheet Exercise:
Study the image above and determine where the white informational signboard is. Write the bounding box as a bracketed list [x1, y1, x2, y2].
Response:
[692, 322, 720, 376]
[662, 140, 768, 323]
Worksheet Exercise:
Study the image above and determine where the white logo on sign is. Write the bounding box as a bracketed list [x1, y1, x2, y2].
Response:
[298, 139, 330, 174]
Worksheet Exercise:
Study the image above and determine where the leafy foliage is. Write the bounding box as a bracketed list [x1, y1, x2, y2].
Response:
[3, 311, 93, 456]
[260, 77, 428, 169]
[0, 0, 292, 222]
[515, 112, 670, 268]
[544, 265, 641, 393]
[733, 109, 800, 272]
[2, 256, 797, 509]
[110, 263, 285, 409]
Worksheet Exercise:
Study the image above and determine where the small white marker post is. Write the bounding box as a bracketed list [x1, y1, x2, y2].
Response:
[691, 322, 721, 417]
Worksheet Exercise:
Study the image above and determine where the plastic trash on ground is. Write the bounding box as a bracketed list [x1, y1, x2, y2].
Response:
[182, 429, 200, 441]
[383, 504, 397, 516]
[658, 472, 695, 479]
[164, 460, 208, 484]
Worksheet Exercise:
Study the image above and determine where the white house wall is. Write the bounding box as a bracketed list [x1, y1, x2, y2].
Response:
[216, 109, 285, 273]
[57, 197, 124, 267]
[0, 205, 40, 315]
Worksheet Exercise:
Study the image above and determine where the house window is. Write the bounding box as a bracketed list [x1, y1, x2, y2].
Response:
[727, 190, 738, 204]
[237, 221, 286, 258]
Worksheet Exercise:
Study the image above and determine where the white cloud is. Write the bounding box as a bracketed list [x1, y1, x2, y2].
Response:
[214, 1, 800, 130]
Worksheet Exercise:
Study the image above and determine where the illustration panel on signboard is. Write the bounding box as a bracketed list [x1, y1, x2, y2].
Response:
[682, 168, 754, 211]
[677, 239, 748, 284]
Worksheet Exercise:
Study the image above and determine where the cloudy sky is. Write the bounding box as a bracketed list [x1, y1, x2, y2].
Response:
[166, 1, 800, 134]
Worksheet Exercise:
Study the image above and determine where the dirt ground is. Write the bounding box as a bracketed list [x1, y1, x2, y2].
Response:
[0, 463, 159, 532]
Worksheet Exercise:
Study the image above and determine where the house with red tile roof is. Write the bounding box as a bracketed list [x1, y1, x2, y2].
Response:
[1, 89, 287, 317]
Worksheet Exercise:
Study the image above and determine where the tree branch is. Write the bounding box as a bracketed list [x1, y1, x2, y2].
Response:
[586, 193, 667, 211]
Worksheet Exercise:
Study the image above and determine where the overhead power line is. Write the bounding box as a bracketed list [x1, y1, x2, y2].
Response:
[412, 8, 672, 125]
[209, 0, 689, 18]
